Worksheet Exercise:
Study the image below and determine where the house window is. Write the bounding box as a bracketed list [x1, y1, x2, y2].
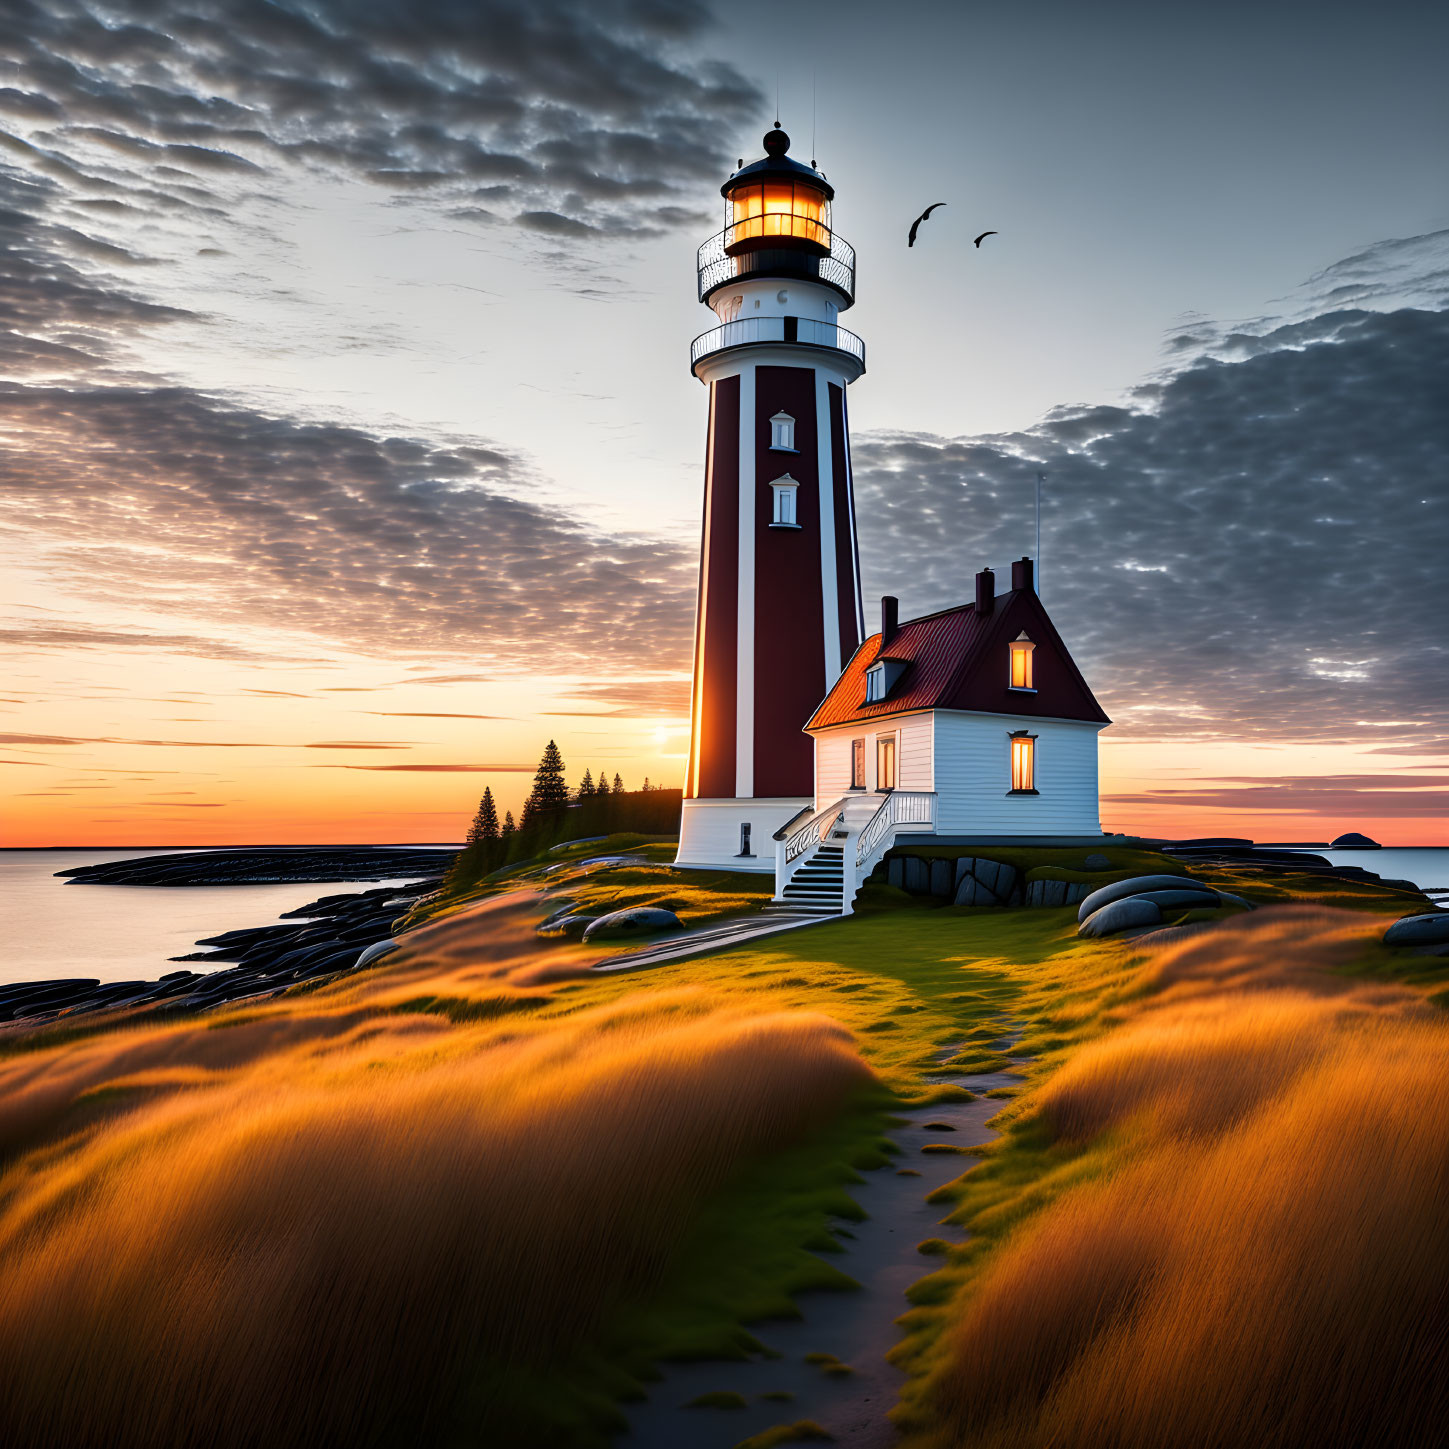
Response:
[770, 412, 796, 451]
[865, 663, 885, 702]
[876, 735, 897, 790]
[1009, 732, 1038, 793]
[769, 474, 800, 527]
[738, 822, 753, 857]
[1009, 636, 1036, 690]
[851, 737, 866, 788]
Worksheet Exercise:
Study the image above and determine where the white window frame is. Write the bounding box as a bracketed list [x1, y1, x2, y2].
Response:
[850, 737, 866, 788]
[769, 473, 800, 528]
[769, 412, 797, 452]
[865, 663, 885, 702]
[1009, 634, 1036, 692]
[1008, 730, 1038, 794]
[875, 732, 898, 791]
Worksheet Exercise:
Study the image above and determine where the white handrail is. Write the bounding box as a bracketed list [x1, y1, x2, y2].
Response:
[784, 799, 847, 864]
[855, 791, 934, 870]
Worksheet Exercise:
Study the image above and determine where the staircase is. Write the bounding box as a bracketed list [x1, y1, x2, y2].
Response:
[766, 843, 846, 916]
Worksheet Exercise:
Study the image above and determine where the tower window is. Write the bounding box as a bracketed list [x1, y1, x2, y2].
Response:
[851, 737, 866, 788]
[769, 473, 800, 527]
[1009, 636, 1036, 691]
[770, 412, 796, 451]
[1009, 732, 1038, 793]
[876, 735, 897, 790]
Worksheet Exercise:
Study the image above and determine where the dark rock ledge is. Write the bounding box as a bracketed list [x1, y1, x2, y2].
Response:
[3, 856, 449, 1031]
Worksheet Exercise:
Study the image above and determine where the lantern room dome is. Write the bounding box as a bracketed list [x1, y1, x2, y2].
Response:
[722, 129, 835, 201]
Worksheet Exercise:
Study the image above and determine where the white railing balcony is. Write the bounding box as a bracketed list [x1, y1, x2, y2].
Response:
[697, 220, 856, 306]
[691, 316, 865, 372]
[855, 791, 935, 872]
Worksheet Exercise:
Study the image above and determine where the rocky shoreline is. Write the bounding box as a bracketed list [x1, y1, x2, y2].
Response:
[1, 851, 451, 1032]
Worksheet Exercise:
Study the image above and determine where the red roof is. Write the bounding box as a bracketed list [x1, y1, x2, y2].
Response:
[805, 588, 1110, 731]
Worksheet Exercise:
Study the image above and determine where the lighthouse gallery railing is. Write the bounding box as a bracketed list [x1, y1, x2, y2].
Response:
[691, 316, 865, 370]
[696, 219, 856, 304]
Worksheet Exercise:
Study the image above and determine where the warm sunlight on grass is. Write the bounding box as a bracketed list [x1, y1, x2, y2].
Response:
[899, 907, 1449, 1448]
[0, 895, 873, 1449]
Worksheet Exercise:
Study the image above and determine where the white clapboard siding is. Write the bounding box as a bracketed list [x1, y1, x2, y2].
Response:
[933, 713, 1102, 835]
[812, 712, 934, 805]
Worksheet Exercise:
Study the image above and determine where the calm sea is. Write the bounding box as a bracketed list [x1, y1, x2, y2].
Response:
[2, 845, 1445, 992]
[0, 849, 440, 989]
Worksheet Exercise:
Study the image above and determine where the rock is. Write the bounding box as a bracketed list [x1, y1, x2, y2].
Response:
[537, 914, 599, 939]
[953, 874, 998, 907]
[1083, 853, 1112, 870]
[1065, 882, 1092, 905]
[975, 859, 1001, 895]
[903, 857, 929, 895]
[1330, 832, 1380, 849]
[1129, 888, 1224, 913]
[354, 939, 399, 968]
[1216, 892, 1256, 910]
[582, 908, 684, 942]
[1079, 896, 1164, 938]
[996, 864, 1020, 903]
[1026, 878, 1070, 908]
[887, 858, 905, 890]
[929, 859, 953, 898]
[1384, 913, 1449, 946]
[953, 857, 977, 887]
[1076, 874, 1202, 924]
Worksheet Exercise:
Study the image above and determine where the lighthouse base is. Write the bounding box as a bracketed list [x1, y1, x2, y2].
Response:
[675, 796, 811, 874]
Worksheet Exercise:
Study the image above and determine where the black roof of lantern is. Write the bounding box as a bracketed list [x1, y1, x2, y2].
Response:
[722, 129, 835, 201]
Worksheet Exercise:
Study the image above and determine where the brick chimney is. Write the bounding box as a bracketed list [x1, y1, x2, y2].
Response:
[1012, 556, 1034, 592]
[975, 567, 995, 615]
[880, 595, 899, 645]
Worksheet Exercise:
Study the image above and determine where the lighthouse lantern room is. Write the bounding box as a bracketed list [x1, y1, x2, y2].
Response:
[677, 129, 867, 871]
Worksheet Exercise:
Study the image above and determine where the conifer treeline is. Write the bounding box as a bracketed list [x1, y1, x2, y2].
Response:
[446, 739, 681, 890]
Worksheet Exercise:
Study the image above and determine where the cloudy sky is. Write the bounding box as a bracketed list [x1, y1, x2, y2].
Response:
[2, 0, 1446, 847]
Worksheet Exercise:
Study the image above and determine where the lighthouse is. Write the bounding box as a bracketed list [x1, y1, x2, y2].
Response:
[676, 128, 866, 871]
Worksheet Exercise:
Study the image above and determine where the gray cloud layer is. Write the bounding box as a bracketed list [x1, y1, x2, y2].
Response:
[852, 250, 1449, 746]
[0, 0, 760, 234]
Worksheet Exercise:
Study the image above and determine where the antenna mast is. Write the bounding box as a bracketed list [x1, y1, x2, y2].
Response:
[1035, 472, 1044, 601]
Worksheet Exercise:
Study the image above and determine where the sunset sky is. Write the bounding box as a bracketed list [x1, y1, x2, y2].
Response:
[2, 0, 1446, 847]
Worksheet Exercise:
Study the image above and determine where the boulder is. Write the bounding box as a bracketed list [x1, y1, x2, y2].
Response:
[1330, 832, 1380, 849]
[536, 914, 598, 939]
[1384, 913, 1449, 947]
[1079, 896, 1164, 938]
[929, 859, 954, 898]
[953, 856, 977, 887]
[903, 857, 929, 895]
[582, 908, 684, 942]
[1083, 853, 1112, 870]
[953, 874, 996, 907]
[995, 863, 1021, 903]
[887, 858, 906, 890]
[354, 939, 398, 968]
[1130, 888, 1224, 913]
[975, 859, 1002, 895]
[1076, 874, 1202, 924]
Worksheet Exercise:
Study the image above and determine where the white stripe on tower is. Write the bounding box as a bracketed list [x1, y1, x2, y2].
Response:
[735, 360, 755, 798]
[841, 383, 866, 641]
[815, 366, 840, 685]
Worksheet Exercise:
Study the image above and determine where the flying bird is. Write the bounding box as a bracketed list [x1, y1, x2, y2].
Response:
[973, 230, 998, 247]
[907, 203, 947, 247]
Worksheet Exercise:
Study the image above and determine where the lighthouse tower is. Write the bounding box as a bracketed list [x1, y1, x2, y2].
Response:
[677, 128, 866, 871]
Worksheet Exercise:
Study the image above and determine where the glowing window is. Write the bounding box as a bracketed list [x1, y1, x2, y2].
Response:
[769, 473, 799, 527]
[1009, 636, 1035, 690]
[770, 412, 796, 450]
[876, 735, 897, 790]
[727, 183, 830, 247]
[851, 738, 866, 788]
[1010, 733, 1037, 792]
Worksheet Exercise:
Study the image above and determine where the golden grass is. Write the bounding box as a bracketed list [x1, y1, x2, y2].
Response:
[908, 907, 1449, 1449]
[0, 893, 873, 1448]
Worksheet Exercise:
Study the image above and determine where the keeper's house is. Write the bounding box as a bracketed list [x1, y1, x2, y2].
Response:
[772, 557, 1111, 914]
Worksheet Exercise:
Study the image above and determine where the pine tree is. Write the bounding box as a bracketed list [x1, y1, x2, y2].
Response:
[501, 810, 516, 838]
[613, 773, 624, 793]
[466, 787, 500, 845]
[578, 767, 594, 798]
[521, 740, 569, 830]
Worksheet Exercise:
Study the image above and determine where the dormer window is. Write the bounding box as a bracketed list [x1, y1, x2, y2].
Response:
[770, 412, 796, 451]
[865, 663, 886, 701]
[1009, 635, 1036, 691]
[769, 473, 800, 527]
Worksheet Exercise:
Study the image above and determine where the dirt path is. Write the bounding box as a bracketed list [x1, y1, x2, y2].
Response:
[617, 1047, 1024, 1448]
